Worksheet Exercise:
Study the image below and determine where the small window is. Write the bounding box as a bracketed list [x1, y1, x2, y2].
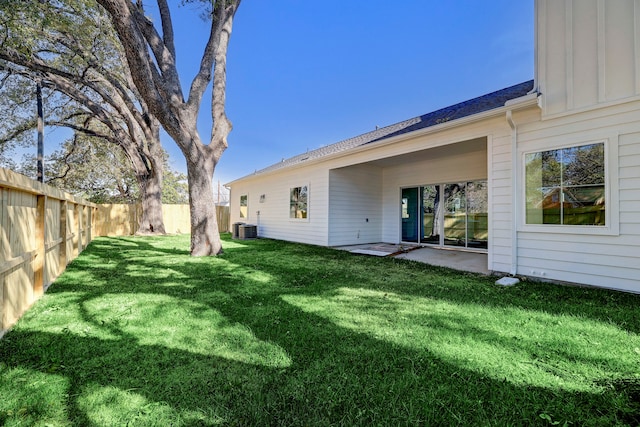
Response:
[239, 194, 248, 218]
[289, 186, 308, 219]
[525, 142, 605, 226]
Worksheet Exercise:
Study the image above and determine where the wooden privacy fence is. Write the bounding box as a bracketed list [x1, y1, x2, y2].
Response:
[95, 204, 230, 236]
[217, 205, 230, 233]
[1, 168, 97, 337]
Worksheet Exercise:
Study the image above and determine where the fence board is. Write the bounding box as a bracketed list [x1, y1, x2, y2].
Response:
[0, 189, 8, 262]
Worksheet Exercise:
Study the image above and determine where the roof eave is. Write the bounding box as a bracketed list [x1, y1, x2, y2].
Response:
[226, 93, 540, 186]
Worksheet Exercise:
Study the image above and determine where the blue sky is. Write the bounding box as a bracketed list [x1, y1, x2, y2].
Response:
[150, 1, 533, 185]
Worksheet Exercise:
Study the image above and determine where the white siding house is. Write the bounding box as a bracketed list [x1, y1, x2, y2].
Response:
[227, 0, 640, 294]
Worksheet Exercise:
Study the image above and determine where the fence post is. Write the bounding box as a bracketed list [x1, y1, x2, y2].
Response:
[75, 203, 80, 257]
[59, 200, 67, 268]
[0, 187, 7, 261]
[87, 206, 93, 241]
[0, 188, 6, 333]
[33, 195, 46, 297]
[79, 204, 84, 252]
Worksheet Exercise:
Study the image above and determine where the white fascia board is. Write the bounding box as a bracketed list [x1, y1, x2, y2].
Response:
[505, 93, 539, 108]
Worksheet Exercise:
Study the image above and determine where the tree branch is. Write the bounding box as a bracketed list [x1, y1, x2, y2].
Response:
[45, 133, 81, 184]
[95, 0, 170, 121]
[128, 1, 183, 103]
[186, 12, 216, 114]
[210, 0, 241, 155]
[0, 118, 37, 144]
[52, 33, 152, 140]
[157, 0, 176, 59]
[1, 40, 162, 183]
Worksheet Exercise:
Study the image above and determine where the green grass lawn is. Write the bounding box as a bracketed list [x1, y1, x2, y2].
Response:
[1, 234, 639, 426]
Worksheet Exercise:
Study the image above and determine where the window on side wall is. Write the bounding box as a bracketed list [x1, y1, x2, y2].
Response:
[525, 142, 605, 226]
[289, 185, 308, 219]
[240, 194, 248, 219]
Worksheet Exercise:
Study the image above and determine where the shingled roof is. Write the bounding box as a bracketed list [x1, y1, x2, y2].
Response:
[244, 80, 535, 178]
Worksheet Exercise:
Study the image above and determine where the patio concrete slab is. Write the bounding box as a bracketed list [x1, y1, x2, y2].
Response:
[334, 243, 489, 275]
[350, 249, 396, 256]
[395, 246, 489, 275]
[336, 243, 417, 256]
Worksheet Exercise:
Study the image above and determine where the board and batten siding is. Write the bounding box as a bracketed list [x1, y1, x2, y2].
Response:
[229, 166, 330, 246]
[537, 0, 640, 117]
[514, 99, 640, 293]
[328, 164, 383, 246]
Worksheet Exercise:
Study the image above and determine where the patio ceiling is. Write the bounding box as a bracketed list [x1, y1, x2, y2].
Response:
[357, 137, 487, 169]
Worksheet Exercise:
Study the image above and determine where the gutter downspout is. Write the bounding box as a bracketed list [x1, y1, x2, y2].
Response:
[506, 110, 518, 276]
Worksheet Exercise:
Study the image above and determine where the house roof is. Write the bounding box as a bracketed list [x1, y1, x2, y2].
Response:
[237, 79, 535, 180]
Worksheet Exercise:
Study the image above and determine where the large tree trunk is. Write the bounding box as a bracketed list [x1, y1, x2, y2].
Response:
[120, 127, 166, 235]
[186, 147, 221, 255]
[136, 165, 165, 235]
[136, 120, 166, 235]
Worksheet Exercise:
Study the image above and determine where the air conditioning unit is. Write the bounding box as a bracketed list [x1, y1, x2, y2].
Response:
[238, 224, 257, 240]
[232, 222, 245, 239]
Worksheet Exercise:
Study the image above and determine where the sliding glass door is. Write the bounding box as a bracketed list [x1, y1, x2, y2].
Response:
[465, 181, 488, 249]
[444, 183, 466, 247]
[401, 181, 487, 250]
[422, 185, 440, 244]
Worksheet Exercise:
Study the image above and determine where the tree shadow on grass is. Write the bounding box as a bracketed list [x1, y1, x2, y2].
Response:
[2, 235, 639, 425]
[3, 316, 638, 426]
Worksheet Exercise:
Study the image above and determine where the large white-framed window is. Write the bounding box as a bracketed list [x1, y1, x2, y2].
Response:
[289, 185, 308, 219]
[521, 137, 618, 235]
[239, 194, 248, 219]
